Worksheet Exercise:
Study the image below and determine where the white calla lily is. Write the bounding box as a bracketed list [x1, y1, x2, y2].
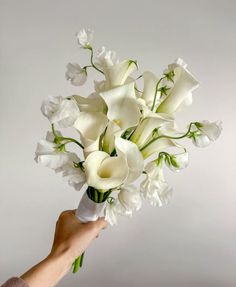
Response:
[115, 137, 144, 183]
[84, 151, 129, 190]
[141, 71, 159, 107]
[74, 111, 108, 153]
[103, 121, 122, 154]
[141, 161, 172, 207]
[65, 63, 87, 86]
[103, 59, 138, 88]
[141, 138, 177, 159]
[156, 58, 199, 114]
[73, 93, 106, 113]
[130, 112, 174, 149]
[100, 82, 141, 130]
[41, 96, 80, 128]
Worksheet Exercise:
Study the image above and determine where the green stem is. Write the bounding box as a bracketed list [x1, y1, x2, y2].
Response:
[151, 76, 165, 111]
[72, 252, 85, 273]
[89, 48, 104, 74]
[140, 123, 195, 151]
[51, 124, 84, 149]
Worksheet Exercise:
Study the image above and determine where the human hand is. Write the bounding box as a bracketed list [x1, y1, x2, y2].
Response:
[21, 210, 107, 287]
[50, 210, 108, 267]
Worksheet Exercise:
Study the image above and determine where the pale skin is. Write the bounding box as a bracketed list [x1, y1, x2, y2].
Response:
[20, 210, 107, 287]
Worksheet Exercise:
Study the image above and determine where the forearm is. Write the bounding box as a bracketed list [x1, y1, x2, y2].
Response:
[20, 251, 72, 287]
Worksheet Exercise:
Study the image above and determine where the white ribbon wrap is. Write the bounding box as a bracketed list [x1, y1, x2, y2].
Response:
[76, 191, 107, 223]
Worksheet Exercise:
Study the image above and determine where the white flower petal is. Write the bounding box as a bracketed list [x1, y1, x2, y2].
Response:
[41, 96, 80, 128]
[141, 71, 159, 106]
[104, 59, 138, 88]
[103, 121, 122, 154]
[73, 93, 106, 113]
[165, 151, 189, 172]
[100, 82, 141, 130]
[130, 112, 174, 148]
[141, 137, 177, 159]
[156, 58, 199, 114]
[115, 137, 144, 183]
[95, 46, 119, 69]
[65, 63, 87, 86]
[198, 120, 222, 141]
[118, 184, 142, 212]
[141, 161, 172, 207]
[76, 28, 93, 48]
[84, 151, 128, 190]
[74, 111, 108, 143]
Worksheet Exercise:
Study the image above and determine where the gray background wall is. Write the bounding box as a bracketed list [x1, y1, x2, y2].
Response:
[0, 0, 235, 286]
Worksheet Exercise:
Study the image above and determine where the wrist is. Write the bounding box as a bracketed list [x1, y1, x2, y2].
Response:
[48, 244, 74, 273]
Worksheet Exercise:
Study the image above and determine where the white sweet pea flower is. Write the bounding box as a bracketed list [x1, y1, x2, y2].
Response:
[141, 161, 172, 207]
[103, 59, 138, 88]
[76, 28, 93, 48]
[84, 151, 129, 190]
[35, 131, 74, 170]
[191, 120, 222, 148]
[156, 58, 199, 114]
[100, 82, 141, 130]
[164, 151, 189, 172]
[130, 112, 174, 149]
[118, 184, 142, 213]
[115, 137, 144, 184]
[41, 96, 80, 128]
[95, 46, 119, 69]
[58, 160, 86, 191]
[105, 199, 120, 225]
[65, 63, 87, 86]
[74, 111, 108, 156]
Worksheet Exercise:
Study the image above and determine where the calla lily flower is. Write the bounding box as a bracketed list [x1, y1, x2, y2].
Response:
[130, 112, 174, 149]
[41, 95, 80, 128]
[115, 137, 144, 183]
[73, 93, 106, 113]
[76, 28, 93, 48]
[74, 111, 108, 155]
[156, 58, 199, 114]
[141, 138, 177, 159]
[103, 59, 138, 88]
[65, 63, 87, 86]
[84, 151, 129, 190]
[100, 82, 141, 130]
[141, 71, 159, 107]
[103, 121, 122, 154]
[141, 161, 172, 207]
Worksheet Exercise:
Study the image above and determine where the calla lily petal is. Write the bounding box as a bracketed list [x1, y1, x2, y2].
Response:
[100, 82, 141, 130]
[104, 59, 138, 88]
[141, 71, 159, 106]
[157, 58, 199, 114]
[141, 138, 177, 159]
[84, 151, 129, 190]
[115, 137, 144, 183]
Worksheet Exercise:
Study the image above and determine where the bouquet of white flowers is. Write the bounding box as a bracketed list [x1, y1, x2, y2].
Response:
[35, 28, 222, 273]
